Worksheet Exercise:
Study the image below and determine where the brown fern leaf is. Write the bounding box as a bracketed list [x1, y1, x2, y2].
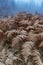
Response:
[35, 33, 43, 41]
[31, 49, 43, 65]
[21, 41, 35, 62]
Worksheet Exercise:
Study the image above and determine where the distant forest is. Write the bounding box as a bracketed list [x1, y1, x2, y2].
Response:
[0, 0, 15, 16]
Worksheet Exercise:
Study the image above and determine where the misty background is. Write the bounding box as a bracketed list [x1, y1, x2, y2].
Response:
[0, 0, 43, 17]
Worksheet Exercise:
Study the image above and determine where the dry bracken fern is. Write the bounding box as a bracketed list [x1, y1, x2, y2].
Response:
[0, 13, 43, 65]
[21, 41, 35, 62]
[31, 49, 43, 65]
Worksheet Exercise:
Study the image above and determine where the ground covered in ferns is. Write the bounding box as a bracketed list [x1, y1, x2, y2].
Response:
[0, 13, 43, 65]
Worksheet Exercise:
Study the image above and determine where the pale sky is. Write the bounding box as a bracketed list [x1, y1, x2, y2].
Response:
[14, 0, 43, 6]
[33, 0, 43, 6]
